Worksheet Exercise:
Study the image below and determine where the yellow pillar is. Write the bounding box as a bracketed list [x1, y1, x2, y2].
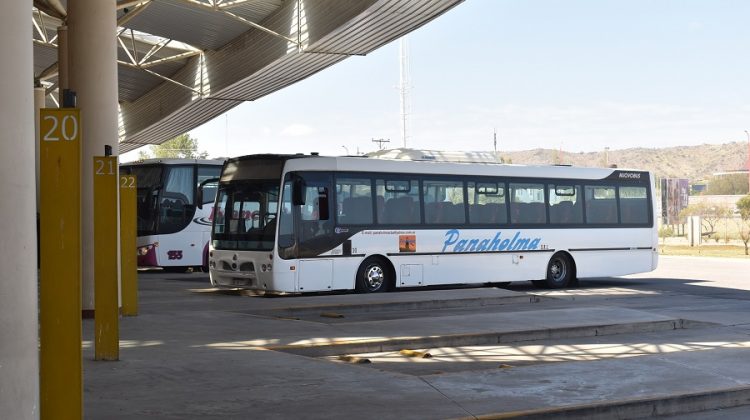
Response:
[93, 156, 119, 360]
[120, 174, 138, 316]
[39, 108, 82, 419]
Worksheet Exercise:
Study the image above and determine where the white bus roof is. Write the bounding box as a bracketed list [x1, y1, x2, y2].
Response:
[121, 158, 225, 166]
[227, 154, 649, 182]
[367, 148, 503, 164]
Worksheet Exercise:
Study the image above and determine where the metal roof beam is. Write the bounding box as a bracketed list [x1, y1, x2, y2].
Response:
[172, 0, 300, 46]
[118, 60, 202, 96]
[117, 1, 152, 27]
[221, 9, 299, 45]
[33, 0, 66, 20]
[117, 35, 138, 65]
[37, 62, 59, 81]
[116, 0, 151, 11]
[219, 0, 256, 9]
[139, 38, 172, 65]
[140, 50, 201, 69]
[33, 10, 48, 43]
[33, 38, 57, 48]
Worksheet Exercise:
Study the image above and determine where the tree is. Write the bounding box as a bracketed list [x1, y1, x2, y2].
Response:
[138, 134, 209, 159]
[737, 195, 750, 255]
[679, 202, 732, 242]
[704, 173, 749, 195]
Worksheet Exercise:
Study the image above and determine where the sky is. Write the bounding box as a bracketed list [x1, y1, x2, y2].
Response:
[123, 0, 750, 162]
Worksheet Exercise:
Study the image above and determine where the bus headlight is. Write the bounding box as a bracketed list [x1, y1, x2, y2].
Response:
[137, 244, 154, 256]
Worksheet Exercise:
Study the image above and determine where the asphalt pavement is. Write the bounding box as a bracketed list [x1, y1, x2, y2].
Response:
[83, 256, 750, 419]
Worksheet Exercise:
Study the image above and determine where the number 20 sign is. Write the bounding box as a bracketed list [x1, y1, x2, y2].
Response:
[40, 108, 80, 143]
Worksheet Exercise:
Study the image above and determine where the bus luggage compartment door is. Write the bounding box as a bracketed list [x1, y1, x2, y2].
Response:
[400, 264, 423, 287]
[298, 259, 333, 292]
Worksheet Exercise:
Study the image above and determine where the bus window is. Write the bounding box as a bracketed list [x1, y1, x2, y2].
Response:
[278, 181, 294, 249]
[509, 183, 545, 224]
[548, 185, 583, 224]
[585, 185, 618, 224]
[336, 177, 373, 225]
[376, 178, 420, 225]
[159, 165, 195, 234]
[296, 173, 333, 257]
[213, 191, 227, 234]
[468, 181, 507, 224]
[619, 186, 649, 224]
[423, 179, 465, 224]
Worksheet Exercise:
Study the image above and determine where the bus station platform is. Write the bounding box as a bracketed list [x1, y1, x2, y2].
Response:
[83, 258, 750, 419]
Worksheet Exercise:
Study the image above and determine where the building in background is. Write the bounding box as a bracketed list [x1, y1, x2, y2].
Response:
[661, 178, 689, 224]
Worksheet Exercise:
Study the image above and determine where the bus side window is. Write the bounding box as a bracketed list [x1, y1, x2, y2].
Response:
[585, 186, 618, 224]
[278, 181, 294, 249]
[548, 185, 582, 224]
[376, 179, 420, 224]
[619, 186, 648, 224]
[468, 181, 507, 224]
[335, 177, 373, 225]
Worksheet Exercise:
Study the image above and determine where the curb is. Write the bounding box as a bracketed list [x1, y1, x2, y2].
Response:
[249, 294, 544, 318]
[452, 385, 750, 420]
[268, 319, 706, 357]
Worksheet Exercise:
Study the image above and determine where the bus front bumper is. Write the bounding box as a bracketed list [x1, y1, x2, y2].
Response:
[210, 269, 260, 289]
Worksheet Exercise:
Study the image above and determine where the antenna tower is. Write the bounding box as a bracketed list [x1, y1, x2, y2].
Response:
[399, 37, 411, 148]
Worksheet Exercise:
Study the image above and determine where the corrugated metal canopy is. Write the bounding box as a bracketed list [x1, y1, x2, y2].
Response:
[31, 0, 463, 153]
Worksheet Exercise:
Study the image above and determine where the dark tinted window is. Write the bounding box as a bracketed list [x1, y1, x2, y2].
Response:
[336, 177, 373, 225]
[468, 181, 507, 224]
[509, 183, 546, 224]
[619, 186, 649, 224]
[376, 178, 420, 224]
[585, 185, 618, 224]
[548, 185, 583, 224]
[423, 179, 465, 224]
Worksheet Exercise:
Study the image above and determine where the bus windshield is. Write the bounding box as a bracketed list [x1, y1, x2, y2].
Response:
[124, 164, 200, 236]
[125, 165, 164, 235]
[212, 180, 280, 251]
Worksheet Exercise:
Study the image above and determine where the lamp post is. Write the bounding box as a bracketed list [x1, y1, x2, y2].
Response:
[745, 130, 750, 194]
[605, 147, 610, 167]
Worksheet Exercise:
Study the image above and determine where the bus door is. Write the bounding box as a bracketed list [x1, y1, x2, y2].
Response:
[293, 172, 334, 292]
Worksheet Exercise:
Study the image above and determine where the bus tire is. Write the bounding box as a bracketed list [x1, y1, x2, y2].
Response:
[202, 249, 210, 273]
[537, 253, 575, 289]
[355, 257, 391, 293]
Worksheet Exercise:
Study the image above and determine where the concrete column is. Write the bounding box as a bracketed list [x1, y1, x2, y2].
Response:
[34, 84, 46, 206]
[0, 1, 40, 418]
[68, 0, 120, 314]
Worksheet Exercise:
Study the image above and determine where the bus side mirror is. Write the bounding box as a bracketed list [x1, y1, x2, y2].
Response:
[292, 177, 306, 206]
[197, 177, 220, 209]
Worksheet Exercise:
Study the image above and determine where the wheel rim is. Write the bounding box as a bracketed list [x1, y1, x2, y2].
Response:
[364, 264, 384, 290]
[549, 258, 567, 283]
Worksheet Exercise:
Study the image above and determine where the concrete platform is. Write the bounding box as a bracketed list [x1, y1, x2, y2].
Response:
[83, 258, 750, 419]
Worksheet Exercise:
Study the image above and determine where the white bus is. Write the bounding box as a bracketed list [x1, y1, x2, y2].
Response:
[205, 154, 657, 292]
[121, 158, 224, 272]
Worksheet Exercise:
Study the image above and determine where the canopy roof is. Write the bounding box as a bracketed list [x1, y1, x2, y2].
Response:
[32, 0, 462, 152]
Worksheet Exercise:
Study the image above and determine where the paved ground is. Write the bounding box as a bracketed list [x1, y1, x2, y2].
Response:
[83, 256, 750, 419]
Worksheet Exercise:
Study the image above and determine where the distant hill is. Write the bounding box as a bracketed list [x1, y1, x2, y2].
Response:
[500, 142, 748, 181]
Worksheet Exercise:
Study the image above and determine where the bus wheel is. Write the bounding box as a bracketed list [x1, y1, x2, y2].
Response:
[356, 257, 391, 293]
[536, 253, 574, 289]
[202, 250, 210, 273]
